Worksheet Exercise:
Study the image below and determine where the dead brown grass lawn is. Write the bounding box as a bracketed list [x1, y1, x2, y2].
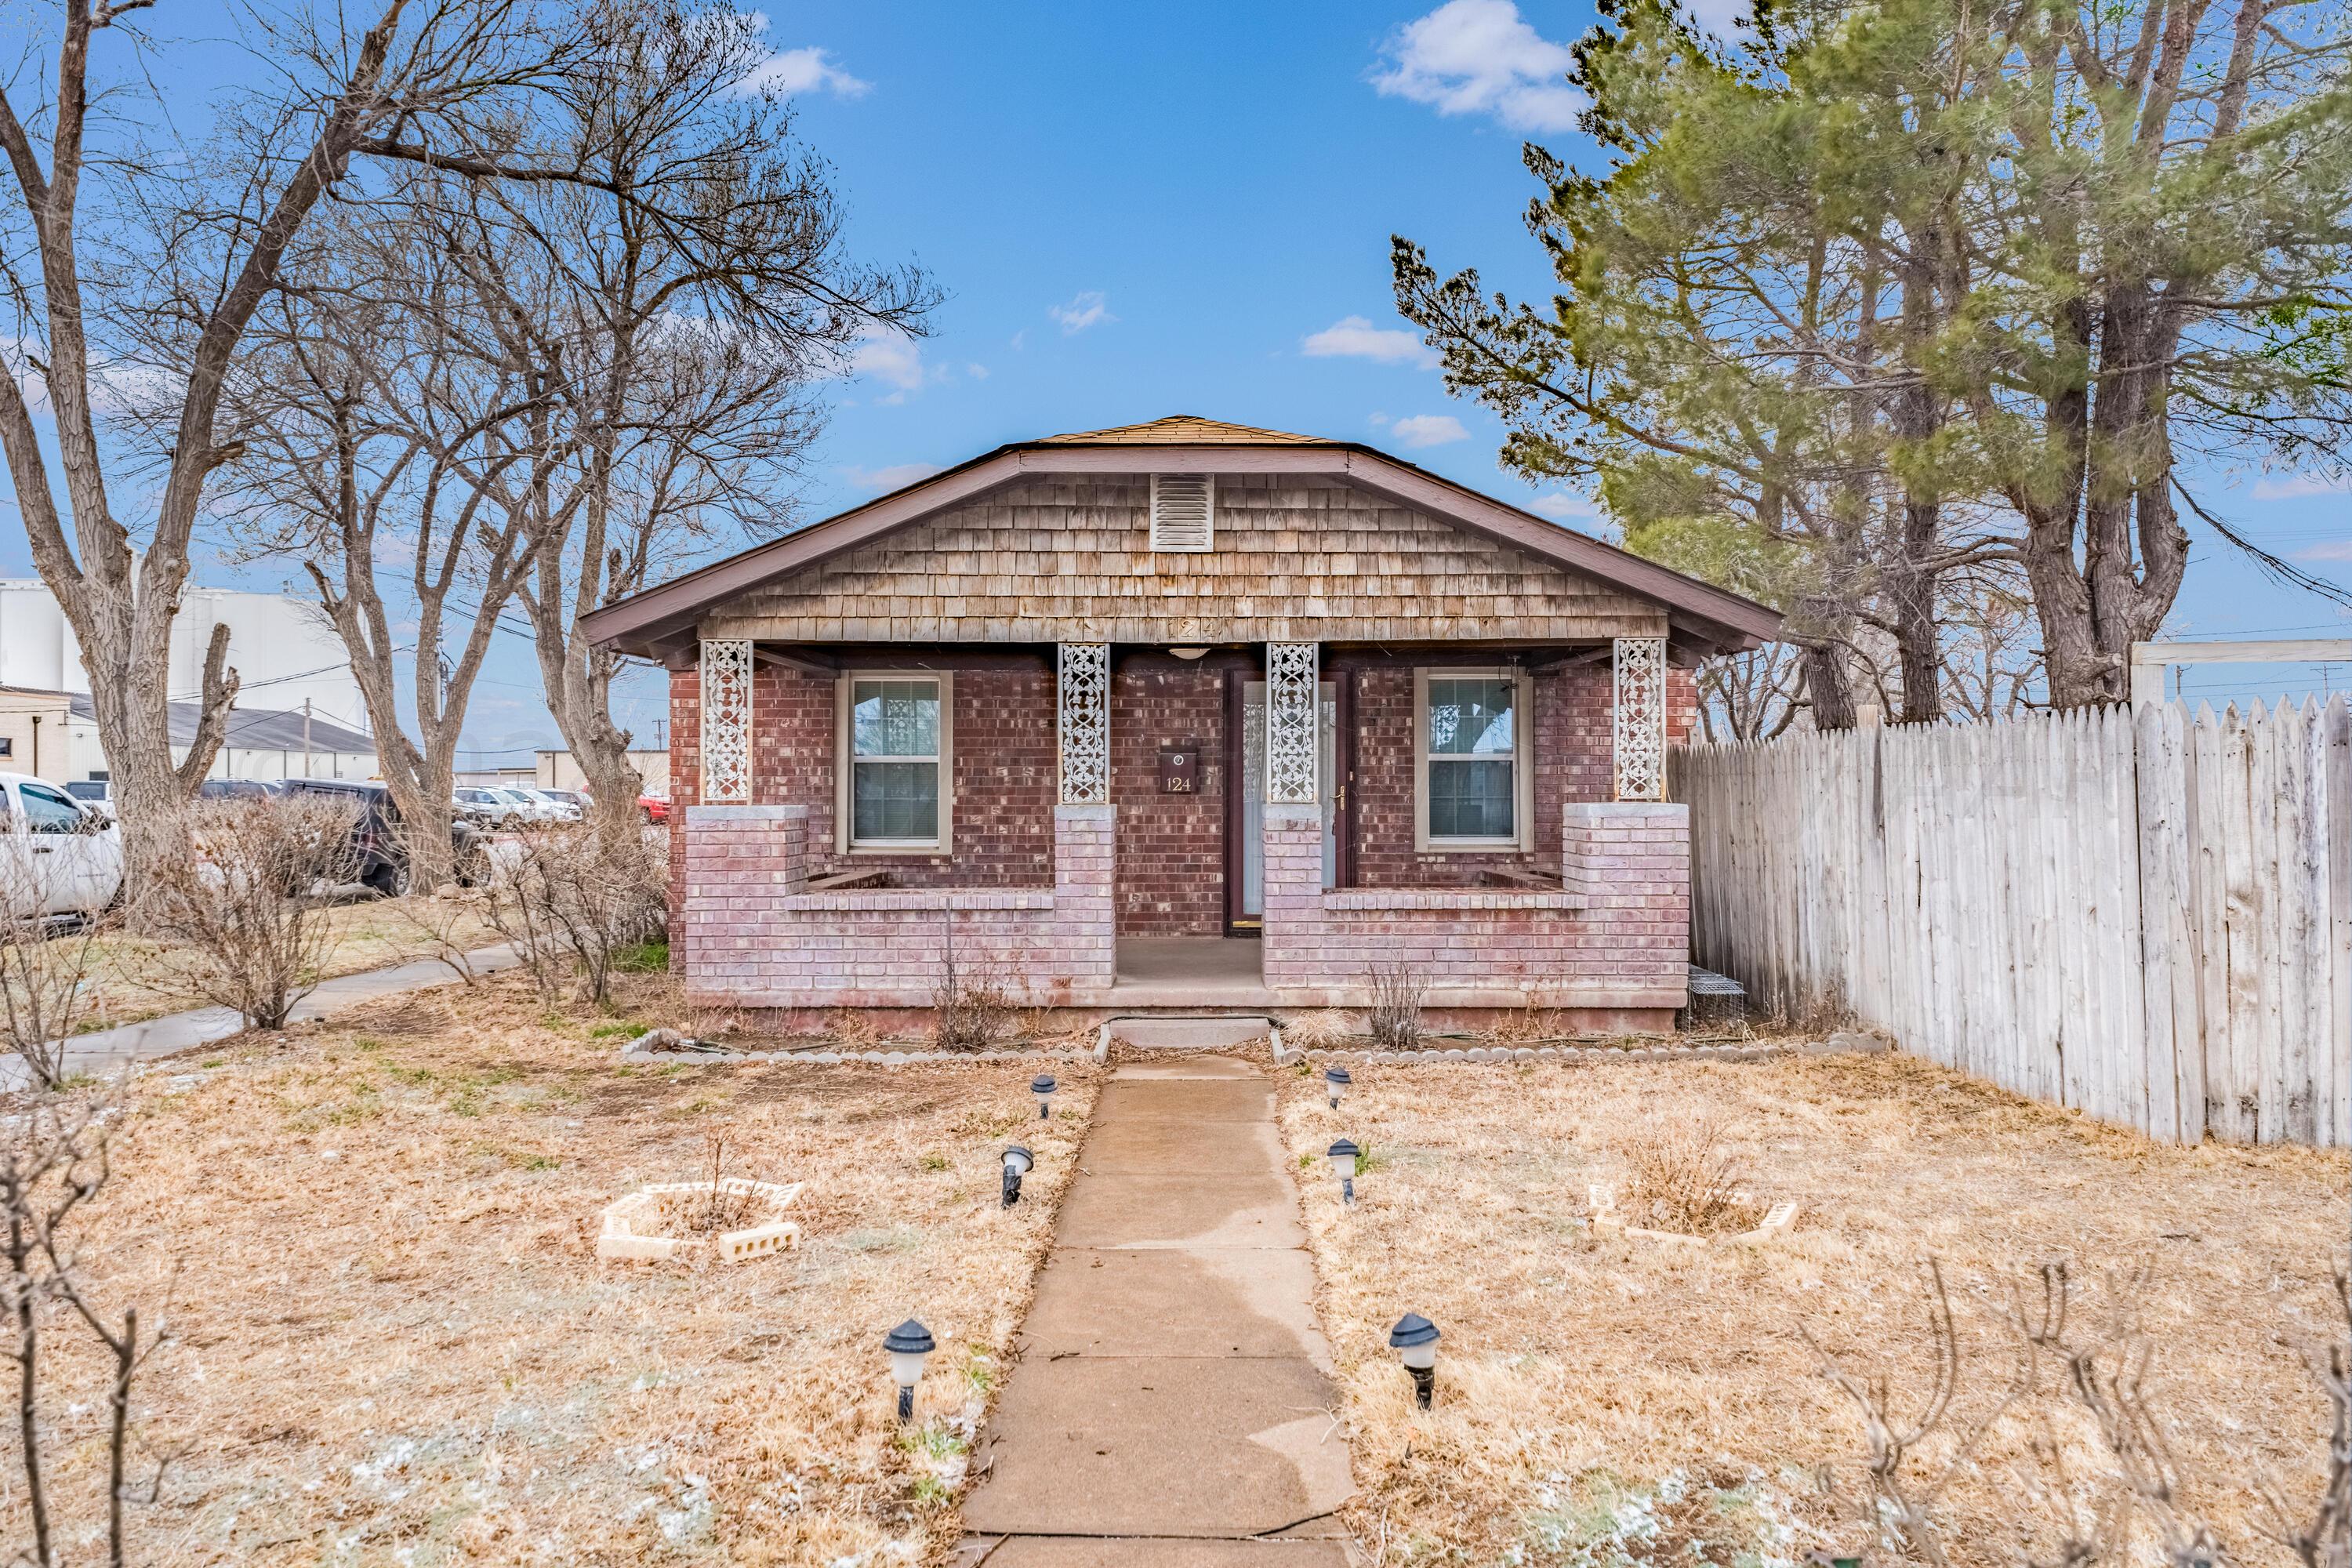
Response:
[1276, 1050, 2351, 1567]
[71, 892, 497, 1027]
[8, 971, 1094, 1564]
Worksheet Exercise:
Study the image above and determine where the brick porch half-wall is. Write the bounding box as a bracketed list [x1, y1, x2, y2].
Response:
[677, 803, 1116, 1009]
[1262, 800, 1690, 1018]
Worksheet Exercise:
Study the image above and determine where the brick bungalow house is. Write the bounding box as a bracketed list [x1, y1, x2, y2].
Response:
[582, 416, 1781, 1028]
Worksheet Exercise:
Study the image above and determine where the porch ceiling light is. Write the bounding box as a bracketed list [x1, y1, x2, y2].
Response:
[884, 1318, 935, 1422]
[1388, 1312, 1441, 1409]
[1170, 646, 1210, 659]
[1001, 1145, 1034, 1207]
[1327, 1138, 1359, 1207]
[1324, 1066, 1350, 1110]
[1032, 1074, 1057, 1120]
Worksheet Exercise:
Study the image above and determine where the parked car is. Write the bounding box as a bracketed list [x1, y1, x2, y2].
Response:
[524, 788, 586, 822]
[63, 778, 116, 822]
[638, 793, 670, 826]
[486, 786, 554, 824]
[452, 786, 524, 828]
[274, 778, 485, 896]
[199, 778, 281, 800]
[2, 771, 123, 919]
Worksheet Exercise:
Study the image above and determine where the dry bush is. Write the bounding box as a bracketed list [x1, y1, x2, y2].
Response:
[481, 823, 666, 1006]
[683, 1138, 763, 1232]
[1365, 960, 1428, 1051]
[139, 796, 362, 1029]
[1811, 1260, 2352, 1568]
[931, 913, 1011, 1051]
[1617, 1113, 1761, 1235]
[1283, 1008, 1364, 1048]
[1, 1091, 171, 1564]
[0, 858, 106, 1089]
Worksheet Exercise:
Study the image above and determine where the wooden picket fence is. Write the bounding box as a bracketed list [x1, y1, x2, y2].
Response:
[1671, 698, 2352, 1145]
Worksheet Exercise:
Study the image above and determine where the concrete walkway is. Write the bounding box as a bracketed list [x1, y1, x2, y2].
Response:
[960, 1054, 1354, 1565]
[1, 944, 518, 1093]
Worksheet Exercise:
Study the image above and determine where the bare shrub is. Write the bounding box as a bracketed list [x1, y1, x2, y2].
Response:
[139, 796, 362, 1029]
[481, 824, 666, 1007]
[1365, 960, 1428, 1051]
[931, 913, 1011, 1051]
[684, 1138, 760, 1233]
[1284, 1008, 1365, 1048]
[0, 855, 106, 1089]
[2, 1092, 173, 1563]
[1617, 1114, 1759, 1236]
[1809, 1260, 2352, 1568]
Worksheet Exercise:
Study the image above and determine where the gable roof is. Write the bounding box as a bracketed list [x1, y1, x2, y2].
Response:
[581, 417, 1784, 658]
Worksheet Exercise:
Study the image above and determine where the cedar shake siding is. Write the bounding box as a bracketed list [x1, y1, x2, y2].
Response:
[706, 476, 1669, 648]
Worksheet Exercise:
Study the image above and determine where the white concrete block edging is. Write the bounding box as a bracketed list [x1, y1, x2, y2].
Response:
[1296, 1043, 1789, 1065]
[597, 1178, 804, 1264]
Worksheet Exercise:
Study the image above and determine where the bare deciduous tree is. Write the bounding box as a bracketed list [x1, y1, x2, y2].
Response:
[0, 0, 583, 888]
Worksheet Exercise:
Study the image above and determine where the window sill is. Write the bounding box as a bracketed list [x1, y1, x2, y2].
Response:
[784, 889, 1054, 913]
[1323, 887, 1588, 913]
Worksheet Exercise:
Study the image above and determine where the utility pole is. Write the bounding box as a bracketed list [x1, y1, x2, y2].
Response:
[303, 699, 313, 779]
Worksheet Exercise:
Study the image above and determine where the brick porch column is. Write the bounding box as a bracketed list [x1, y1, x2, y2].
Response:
[1052, 804, 1116, 998]
[1562, 801, 1690, 1004]
[1258, 804, 1325, 990]
[681, 804, 807, 1001]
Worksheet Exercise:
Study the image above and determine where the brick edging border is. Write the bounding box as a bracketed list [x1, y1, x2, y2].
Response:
[619, 1047, 1098, 1068]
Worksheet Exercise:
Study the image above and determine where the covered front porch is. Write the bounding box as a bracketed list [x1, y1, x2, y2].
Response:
[674, 635, 1693, 1025]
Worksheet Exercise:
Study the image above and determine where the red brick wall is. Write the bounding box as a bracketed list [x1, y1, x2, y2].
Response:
[673, 656, 1056, 890]
[1113, 661, 1228, 936]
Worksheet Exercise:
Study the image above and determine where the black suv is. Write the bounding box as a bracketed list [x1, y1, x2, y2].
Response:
[270, 779, 486, 896]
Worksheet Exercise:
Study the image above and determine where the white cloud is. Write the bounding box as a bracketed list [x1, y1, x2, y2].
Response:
[1302, 315, 1437, 368]
[735, 29, 871, 100]
[1048, 291, 1114, 335]
[848, 334, 925, 395]
[1529, 492, 1602, 521]
[1679, 0, 1751, 37]
[965, 362, 990, 380]
[1386, 413, 1470, 448]
[2299, 540, 2352, 562]
[848, 463, 945, 494]
[1370, 0, 1586, 133]
[2253, 472, 2352, 500]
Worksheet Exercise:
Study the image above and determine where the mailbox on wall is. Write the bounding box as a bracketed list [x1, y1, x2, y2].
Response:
[1158, 742, 1202, 794]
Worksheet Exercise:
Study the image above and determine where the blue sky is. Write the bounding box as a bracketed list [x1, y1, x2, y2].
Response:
[5, 0, 2348, 755]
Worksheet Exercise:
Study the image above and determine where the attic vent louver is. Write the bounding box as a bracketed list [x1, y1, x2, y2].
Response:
[1149, 474, 1214, 553]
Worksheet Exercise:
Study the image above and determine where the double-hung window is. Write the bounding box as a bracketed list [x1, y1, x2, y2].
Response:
[839, 673, 953, 852]
[1414, 669, 1533, 851]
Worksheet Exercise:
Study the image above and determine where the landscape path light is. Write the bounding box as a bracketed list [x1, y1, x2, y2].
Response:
[1324, 1066, 1349, 1110]
[884, 1319, 935, 1422]
[1032, 1073, 1056, 1120]
[1000, 1145, 1034, 1207]
[1388, 1312, 1441, 1410]
[1327, 1138, 1359, 1207]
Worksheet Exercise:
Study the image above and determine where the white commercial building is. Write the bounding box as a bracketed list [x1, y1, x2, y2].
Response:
[0, 579, 376, 782]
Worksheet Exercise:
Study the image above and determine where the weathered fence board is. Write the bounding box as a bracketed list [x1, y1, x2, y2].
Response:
[1673, 697, 2352, 1146]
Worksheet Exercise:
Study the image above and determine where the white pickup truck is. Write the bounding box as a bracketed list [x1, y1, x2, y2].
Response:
[2, 771, 125, 919]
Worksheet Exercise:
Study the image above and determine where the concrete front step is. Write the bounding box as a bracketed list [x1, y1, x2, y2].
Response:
[971, 1537, 1351, 1566]
[960, 1355, 1354, 1539]
[1109, 1015, 1274, 1050]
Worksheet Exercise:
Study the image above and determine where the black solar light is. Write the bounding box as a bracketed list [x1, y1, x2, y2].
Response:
[1032, 1073, 1057, 1120]
[1327, 1138, 1360, 1207]
[1001, 1145, 1034, 1207]
[1324, 1066, 1350, 1110]
[1389, 1312, 1441, 1410]
[884, 1319, 935, 1422]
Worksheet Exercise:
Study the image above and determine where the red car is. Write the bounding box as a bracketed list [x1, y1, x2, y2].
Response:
[638, 793, 670, 825]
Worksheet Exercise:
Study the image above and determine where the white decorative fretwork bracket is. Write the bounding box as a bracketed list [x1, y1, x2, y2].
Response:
[1612, 635, 1668, 802]
[1265, 642, 1319, 805]
[700, 638, 753, 804]
[1058, 643, 1110, 805]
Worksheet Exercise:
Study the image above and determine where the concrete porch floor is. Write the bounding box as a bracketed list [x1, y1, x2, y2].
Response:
[1109, 936, 1274, 1008]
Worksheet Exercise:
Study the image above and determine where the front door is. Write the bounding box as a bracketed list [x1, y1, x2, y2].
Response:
[1235, 680, 1338, 924]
